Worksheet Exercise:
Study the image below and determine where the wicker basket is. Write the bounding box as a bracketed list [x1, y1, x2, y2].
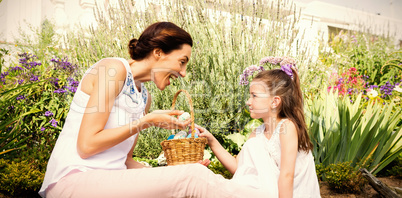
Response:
[160, 89, 208, 166]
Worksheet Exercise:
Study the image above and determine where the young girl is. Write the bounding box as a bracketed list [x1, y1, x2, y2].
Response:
[196, 66, 321, 197]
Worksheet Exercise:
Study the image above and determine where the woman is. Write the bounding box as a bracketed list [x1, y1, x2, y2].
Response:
[39, 21, 196, 197]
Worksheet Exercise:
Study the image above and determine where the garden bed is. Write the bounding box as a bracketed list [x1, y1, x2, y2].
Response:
[320, 176, 401, 198]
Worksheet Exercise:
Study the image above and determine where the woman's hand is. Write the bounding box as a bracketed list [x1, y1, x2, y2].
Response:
[144, 110, 191, 130]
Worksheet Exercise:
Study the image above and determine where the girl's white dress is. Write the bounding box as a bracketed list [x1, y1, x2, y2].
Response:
[231, 119, 321, 197]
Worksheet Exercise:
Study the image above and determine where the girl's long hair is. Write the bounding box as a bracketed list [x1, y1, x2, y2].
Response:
[253, 68, 313, 152]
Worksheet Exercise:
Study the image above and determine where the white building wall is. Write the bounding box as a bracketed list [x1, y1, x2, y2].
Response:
[299, 1, 402, 45]
[0, 0, 44, 42]
[0, 0, 401, 48]
[0, 0, 100, 43]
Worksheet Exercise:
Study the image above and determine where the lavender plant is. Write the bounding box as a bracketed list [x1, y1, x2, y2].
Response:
[0, 53, 80, 171]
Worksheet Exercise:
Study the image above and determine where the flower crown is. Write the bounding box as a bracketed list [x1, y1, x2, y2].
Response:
[239, 56, 297, 85]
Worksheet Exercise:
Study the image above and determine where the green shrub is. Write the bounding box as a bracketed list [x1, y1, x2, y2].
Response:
[132, 157, 159, 167]
[324, 161, 366, 194]
[386, 156, 402, 177]
[378, 153, 402, 177]
[0, 48, 9, 72]
[0, 159, 43, 197]
[315, 163, 327, 181]
[208, 159, 233, 179]
[132, 127, 171, 159]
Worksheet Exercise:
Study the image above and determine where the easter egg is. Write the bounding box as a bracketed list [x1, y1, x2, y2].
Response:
[178, 112, 191, 121]
[187, 133, 199, 138]
[167, 134, 175, 140]
[188, 128, 200, 136]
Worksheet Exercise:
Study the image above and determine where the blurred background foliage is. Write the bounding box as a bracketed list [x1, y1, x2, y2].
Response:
[0, 0, 401, 196]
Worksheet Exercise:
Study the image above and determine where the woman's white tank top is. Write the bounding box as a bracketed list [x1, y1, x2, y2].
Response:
[39, 58, 148, 197]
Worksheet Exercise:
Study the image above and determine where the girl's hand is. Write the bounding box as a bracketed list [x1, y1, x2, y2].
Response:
[195, 124, 238, 174]
[145, 110, 191, 130]
[197, 159, 211, 167]
[195, 124, 215, 144]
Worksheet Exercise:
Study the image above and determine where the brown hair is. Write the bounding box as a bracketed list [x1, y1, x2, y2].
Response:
[253, 68, 313, 152]
[128, 22, 193, 60]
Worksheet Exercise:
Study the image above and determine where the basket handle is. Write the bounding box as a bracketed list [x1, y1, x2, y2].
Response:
[171, 89, 196, 137]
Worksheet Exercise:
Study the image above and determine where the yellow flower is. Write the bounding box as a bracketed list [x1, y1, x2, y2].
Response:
[367, 89, 378, 99]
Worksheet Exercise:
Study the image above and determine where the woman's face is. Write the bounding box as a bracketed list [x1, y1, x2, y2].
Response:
[152, 44, 192, 90]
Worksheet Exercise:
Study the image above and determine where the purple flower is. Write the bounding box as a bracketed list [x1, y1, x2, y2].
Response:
[259, 56, 296, 68]
[49, 119, 58, 127]
[18, 79, 24, 84]
[0, 72, 9, 84]
[239, 65, 265, 85]
[11, 66, 24, 71]
[16, 95, 26, 100]
[50, 77, 60, 86]
[44, 111, 54, 117]
[18, 52, 41, 69]
[378, 81, 395, 98]
[66, 86, 77, 93]
[259, 56, 283, 65]
[280, 64, 293, 79]
[68, 79, 79, 87]
[1, 71, 9, 78]
[30, 75, 40, 82]
[54, 88, 67, 94]
[41, 127, 46, 131]
[51, 56, 78, 73]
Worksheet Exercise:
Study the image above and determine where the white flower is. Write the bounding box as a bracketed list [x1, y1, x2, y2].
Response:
[367, 89, 378, 99]
[393, 85, 402, 93]
[157, 152, 167, 166]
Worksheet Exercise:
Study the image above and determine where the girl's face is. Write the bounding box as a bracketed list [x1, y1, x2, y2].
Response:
[246, 80, 276, 119]
[152, 44, 192, 90]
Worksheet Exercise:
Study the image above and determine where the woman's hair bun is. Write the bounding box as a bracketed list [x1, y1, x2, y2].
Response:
[128, 38, 138, 50]
[128, 38, 139, 59]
